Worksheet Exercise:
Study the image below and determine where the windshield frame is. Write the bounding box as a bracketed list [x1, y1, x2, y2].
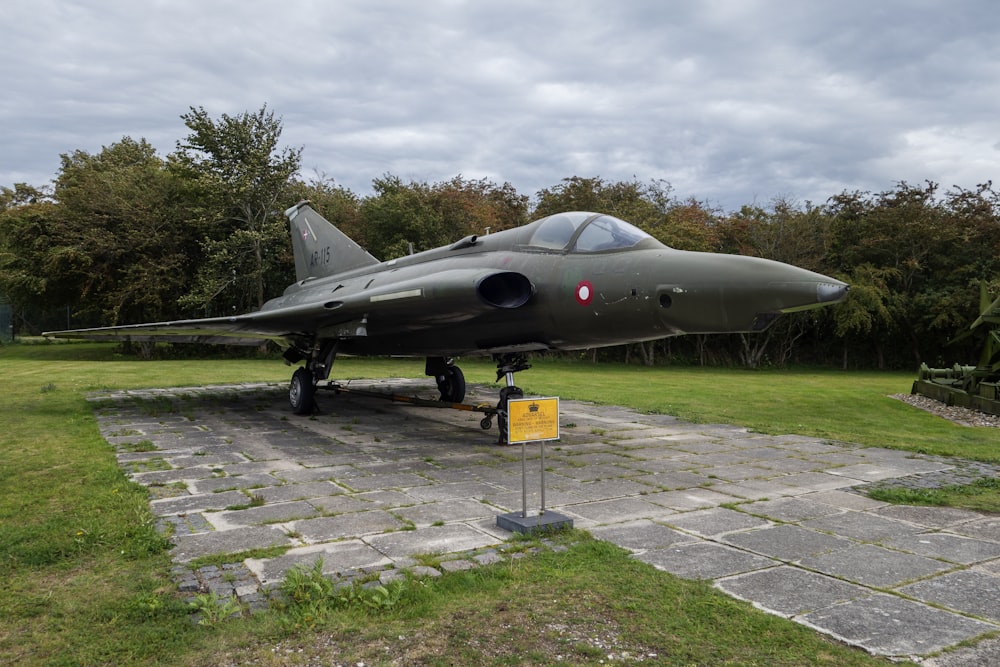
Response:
[522, 212, 659, 254]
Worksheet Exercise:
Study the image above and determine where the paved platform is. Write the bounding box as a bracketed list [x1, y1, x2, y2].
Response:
[91, 379, 1000, 661]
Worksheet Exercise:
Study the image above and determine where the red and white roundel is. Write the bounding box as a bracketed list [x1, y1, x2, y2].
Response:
[575, 280, 594, 306]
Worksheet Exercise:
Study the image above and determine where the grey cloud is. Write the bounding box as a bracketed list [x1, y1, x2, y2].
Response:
[1, 0, 997, 212]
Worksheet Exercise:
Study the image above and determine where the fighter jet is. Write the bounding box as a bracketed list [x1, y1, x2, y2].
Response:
[46, 202, 848, 437]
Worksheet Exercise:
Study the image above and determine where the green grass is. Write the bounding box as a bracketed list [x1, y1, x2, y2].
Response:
[194, 537, 895, 666]
[1, 340, 985, 665]
[868, 478, 1000, 513]
[505, 360, 1000, 461]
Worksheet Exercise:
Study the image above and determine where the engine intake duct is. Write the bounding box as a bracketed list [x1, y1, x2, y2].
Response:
[477, 272, 533, 308]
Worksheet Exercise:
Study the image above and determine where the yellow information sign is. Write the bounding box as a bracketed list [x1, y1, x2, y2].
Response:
[507, 397, 560, 444]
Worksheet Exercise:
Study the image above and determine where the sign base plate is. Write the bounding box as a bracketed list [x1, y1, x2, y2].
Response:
[496, 511, 573, 535]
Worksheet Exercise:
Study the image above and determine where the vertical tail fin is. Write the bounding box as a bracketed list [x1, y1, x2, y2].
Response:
[284, 201, 380, 282]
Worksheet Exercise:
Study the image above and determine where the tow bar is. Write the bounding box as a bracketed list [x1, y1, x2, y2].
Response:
[316, 380, 500, 431]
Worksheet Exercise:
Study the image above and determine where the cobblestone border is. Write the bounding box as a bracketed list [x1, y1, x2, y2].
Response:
[174, 539, 569, 619]
[851, 456, 1000, 494]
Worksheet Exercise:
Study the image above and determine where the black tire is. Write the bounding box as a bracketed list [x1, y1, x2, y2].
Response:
[289, 367, 316, 415]
[436, 365, 466, 403]
[496, 385, 523, 444]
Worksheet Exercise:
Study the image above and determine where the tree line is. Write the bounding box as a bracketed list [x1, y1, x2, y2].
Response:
[2, 105, 998, 370]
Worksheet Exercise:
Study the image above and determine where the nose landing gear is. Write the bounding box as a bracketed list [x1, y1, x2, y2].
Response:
[492, 353, 531, 444]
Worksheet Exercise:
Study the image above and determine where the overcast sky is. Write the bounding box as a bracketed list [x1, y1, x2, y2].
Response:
[3, 0, 998, 212]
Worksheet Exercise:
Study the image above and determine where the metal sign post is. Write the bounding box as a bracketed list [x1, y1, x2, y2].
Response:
[496, 397, 573, 535]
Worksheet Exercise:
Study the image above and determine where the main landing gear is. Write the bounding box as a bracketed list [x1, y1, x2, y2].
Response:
[425, 357, 466, 403]
[284, 347, 533, 444]
[289, 366, 316, 415]
[284, 341, 335, 415]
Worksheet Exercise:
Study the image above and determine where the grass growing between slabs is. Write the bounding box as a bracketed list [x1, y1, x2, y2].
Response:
[182, 537, 898, 667]
[0, 341, 989, 664]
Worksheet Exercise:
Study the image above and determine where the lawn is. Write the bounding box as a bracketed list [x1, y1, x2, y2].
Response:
[3, 341, 983, 665]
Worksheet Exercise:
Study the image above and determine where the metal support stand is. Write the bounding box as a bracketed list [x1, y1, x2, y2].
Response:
[496, 435, 573, 535]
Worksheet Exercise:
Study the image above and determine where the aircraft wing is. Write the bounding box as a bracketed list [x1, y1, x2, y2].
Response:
[43, 267, 534, 346]
[43, 305, 324, 346]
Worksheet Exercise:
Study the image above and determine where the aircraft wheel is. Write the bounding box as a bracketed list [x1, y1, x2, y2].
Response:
[436, 365, 466, 403]
[496, 386, 523, 445]
[289, 367, 316, 415]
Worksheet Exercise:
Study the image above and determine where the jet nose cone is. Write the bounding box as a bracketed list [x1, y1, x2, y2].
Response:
[770, 273, 849, 313]
[816, 281, 849, 305]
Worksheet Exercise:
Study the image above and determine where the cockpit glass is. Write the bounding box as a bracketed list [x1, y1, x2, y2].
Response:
[526, 212, 592, 250]
[573, 215, 651, 252]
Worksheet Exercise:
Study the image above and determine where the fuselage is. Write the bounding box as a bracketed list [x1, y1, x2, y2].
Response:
[261, 212, 848, 357]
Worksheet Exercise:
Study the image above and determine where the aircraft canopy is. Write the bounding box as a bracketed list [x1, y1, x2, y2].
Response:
[528, 212, 652, 252]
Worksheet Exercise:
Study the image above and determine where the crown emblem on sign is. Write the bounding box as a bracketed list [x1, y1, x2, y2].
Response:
[529, 402, 539, 412]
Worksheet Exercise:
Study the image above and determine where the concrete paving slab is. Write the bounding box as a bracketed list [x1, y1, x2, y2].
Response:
[559, 497, 673, 524]
[246, 540, 392, 585]
[723, 524, 854, 561]
[339, 472, 433, 492]
[150, 490, 250, 515]
[979, 558, 1000, 575]
[636, 470, 713, 489]
[565, 477, 654, 500]
[699, 464, 774, 482]
[717, 566, 870, 616]
[640, 488, 740, 510]
[365, 524, 499, 560]
[775, 471, 862, 492]
[90, 381, 1000, 660]
[636, 541, 777, 579]
[953, 516, 1000, 542]
[293, 510, 405, 543]
[677, 451, 750, 466]
[392, 498, 498, 527]
[210, 501, 321, 529]
[799, 594, 996, 657]
[752, 457, 827, 474]
[664, 507, 772, 538]
[900, 570, 1000, 622]
[808, 489, 888, 511]
[588, 520, 694, 551]
[356, 489, 428, 508]
[170, 525, 291, 563]
[707, 478, 809, 500]
[872, 504, 985, 529]
[484, 488, 584, 513]
[827, 463, 920, 482]
[921, 636, 1000, 667]
[798, 543, 954, 588]
[188, 472, 283, 494]
[402, 481, 504, 502]
[802, 511, 922, 542]
[556, 452, 636, 465]
[308, 494, 384, 514]
[883, 533, 1000, 565]
[743, 496, 845, 522]
[255, 481, 344, 503]
[553, 463, 647, 482]
[668, 440, 739, 455]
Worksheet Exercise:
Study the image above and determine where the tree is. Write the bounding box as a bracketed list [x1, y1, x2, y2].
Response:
[0, 183, 52, 210]
[0, 198, 60, 332]
[826, 181, 993, 366]
[359, 175, 528, 260]
[173, 105, 302, 314]
[50, 138, 202, 326]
